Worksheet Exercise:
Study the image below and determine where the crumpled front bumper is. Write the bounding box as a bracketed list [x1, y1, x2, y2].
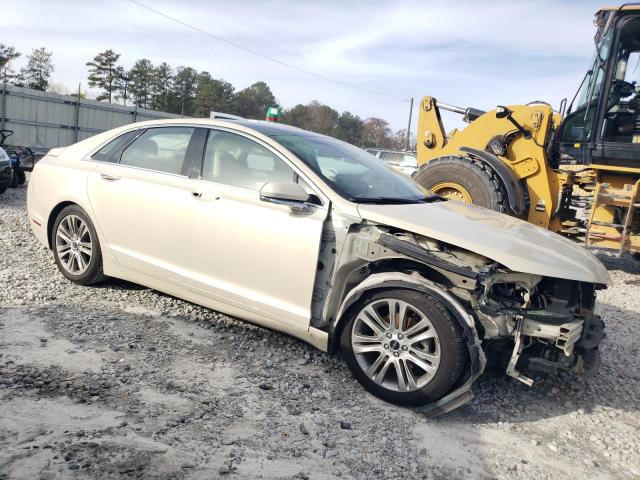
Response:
[522, 313, 605, 377]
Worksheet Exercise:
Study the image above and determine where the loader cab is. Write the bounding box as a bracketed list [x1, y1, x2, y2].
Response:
[558, 8, 640, 168]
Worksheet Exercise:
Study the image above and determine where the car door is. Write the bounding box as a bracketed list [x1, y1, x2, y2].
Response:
[87, 126, 205, 280]
[183, 128, 328, 328]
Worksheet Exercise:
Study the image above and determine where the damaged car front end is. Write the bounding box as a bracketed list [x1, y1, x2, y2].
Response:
[267, 127, 609, 415]
[313, 210, 608, 416]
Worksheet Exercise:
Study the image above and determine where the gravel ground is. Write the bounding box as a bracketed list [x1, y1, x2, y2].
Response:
[1, 179, 639, 480]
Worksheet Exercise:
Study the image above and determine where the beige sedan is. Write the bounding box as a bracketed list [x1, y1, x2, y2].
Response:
[27, 118, 609, 414]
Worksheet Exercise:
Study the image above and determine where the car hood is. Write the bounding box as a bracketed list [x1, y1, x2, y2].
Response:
[356, 200, 610, 285]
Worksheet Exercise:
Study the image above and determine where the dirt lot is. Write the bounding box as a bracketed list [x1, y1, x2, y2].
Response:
[1, 181, 639, 480]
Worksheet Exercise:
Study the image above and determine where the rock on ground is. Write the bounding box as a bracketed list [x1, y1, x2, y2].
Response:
[1, 180, 639, 479]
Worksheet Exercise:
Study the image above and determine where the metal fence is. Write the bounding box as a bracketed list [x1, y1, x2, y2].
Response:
[0, 84, 181, 153]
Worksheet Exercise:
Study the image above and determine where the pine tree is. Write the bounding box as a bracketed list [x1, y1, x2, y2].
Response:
[194, 72, 235, 117]
[0, 44, 21, 82]
[18, 47, 54, 91]
[233, 81, 277, 119]
[170, 67, 198, 116]
[151, 62, 173, 111]
[86, 49, 122, 103]
[128, 59, 155, 109]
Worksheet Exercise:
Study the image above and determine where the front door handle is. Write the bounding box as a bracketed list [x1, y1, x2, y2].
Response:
[100, 173, 121, 181]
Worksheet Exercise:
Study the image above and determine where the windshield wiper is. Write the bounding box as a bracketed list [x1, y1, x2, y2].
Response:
[353, 196, 445, 204]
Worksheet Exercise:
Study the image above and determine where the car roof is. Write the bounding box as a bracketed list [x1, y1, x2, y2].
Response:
[367, 148, 414, 154]
[126, 117, 320, 138]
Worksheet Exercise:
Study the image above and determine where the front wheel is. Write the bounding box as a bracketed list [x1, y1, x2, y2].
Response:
[52, 205, 106, 285]
[340, 289, 467, 406]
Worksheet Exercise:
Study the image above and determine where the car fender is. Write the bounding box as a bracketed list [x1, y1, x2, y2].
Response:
[459, 146, 527, 216]
[332, 272, 486, 416]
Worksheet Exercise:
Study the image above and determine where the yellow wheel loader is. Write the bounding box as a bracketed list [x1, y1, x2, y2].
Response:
[414, 5, 640, 254]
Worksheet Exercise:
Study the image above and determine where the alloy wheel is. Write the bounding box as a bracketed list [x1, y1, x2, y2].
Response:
[351, 298, 441, 392]
[55, 214, 92, 275]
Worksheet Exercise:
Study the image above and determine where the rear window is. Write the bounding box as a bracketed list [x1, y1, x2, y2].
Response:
[120, 127, 194, 175]
[92, 131, 138, 163]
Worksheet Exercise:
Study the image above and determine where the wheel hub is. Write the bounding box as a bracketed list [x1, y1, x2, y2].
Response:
[430, 181, 472, 203]
[389, 339, 400, 350]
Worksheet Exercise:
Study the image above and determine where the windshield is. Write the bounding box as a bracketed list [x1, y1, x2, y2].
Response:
[561, 28, 614, 143]
[573, 28, 613, 112]
[270, 134, 435, 203]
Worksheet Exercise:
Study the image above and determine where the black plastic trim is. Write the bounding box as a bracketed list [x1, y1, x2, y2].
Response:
[377, 233, 478, 279]
[185, 128, 208, 178]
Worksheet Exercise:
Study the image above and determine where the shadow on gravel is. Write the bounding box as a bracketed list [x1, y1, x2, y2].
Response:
[595, 251, 640, 275]
[91, 278, 149, 291]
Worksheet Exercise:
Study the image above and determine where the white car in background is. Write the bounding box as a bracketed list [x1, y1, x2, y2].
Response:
[366, 148, 418, 177]
[27, 118, 608, 414]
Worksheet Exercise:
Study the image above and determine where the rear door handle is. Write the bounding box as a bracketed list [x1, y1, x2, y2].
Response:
[192, 191, 221, 200]
[100, 173, 121, 181]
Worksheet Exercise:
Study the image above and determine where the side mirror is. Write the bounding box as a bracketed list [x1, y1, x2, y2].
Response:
[495, 106, 511, 119]
[259, 181, 309, 203]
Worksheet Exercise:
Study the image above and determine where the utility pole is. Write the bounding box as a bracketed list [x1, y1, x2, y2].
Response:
[405, 97, 414, 151]
[120, 74, 130, 107]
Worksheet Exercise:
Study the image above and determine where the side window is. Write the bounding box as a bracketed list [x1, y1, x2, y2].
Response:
[603, 47, 640, 143]
[380, 151, 403, 163]
[202, 130, 294, 190]
[120, 127, 194, 175]
[91, 131, 138, 163]
[402, 154, 417, 166]
[600, 18, 640, 143]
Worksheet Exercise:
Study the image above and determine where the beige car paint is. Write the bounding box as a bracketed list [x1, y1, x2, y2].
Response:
[357, 201, 610, 285]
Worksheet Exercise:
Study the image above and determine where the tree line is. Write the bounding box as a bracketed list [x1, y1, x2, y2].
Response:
[0, 44, 411, 149]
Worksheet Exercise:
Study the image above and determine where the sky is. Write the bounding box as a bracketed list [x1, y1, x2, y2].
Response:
[2, 0, 607, 131]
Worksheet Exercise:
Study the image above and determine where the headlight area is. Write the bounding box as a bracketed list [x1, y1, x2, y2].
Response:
[475, 272, 605, 385]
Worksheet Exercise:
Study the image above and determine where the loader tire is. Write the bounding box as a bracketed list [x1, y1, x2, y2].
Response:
[414, 155, 509, 213]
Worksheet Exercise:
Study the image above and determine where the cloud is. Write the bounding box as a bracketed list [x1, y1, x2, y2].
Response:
[3, 0, 605, 130]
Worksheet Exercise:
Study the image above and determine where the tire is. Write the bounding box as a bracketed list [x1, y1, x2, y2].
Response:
[414, 155, 509, 213]
[17, 170, 26, 186]
[340, 289, 467, 406]
[0, 184, 7, 195]
[52, 205, 106, 285]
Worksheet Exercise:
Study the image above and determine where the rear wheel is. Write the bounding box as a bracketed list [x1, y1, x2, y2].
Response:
[414, 155, 509, 213]
[52, 205, 106, 285]
[340, 289, 467, 406]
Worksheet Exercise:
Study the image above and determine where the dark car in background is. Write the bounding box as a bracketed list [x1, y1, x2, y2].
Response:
[365, 148, 418, 177]
[0, 147, 13, 195]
